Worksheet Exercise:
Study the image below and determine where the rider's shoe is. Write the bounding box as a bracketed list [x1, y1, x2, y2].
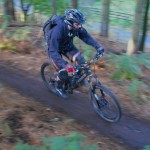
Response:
[56, 81, 67, 99]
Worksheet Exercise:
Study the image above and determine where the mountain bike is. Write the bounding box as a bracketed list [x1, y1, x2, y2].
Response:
[41, 53, 121, 122]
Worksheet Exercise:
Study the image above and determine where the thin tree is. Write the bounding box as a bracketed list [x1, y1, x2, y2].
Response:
[100, 0, 110, 37]
[4, 0, 16, 22]
[20, 0, 31, 22]
[72, 0, 78, 9]
[138, 0, 149, 52]
[51, 0, 56, 15]
[127, 0, 144, 55]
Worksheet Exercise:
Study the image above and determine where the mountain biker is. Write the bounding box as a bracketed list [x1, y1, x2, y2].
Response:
[46, 9, 104, 98]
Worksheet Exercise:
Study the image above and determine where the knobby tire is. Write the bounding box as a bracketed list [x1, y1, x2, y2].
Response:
[90, 83, 121, 122]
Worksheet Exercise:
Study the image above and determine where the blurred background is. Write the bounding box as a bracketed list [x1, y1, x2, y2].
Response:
[0, 0, 150, 52]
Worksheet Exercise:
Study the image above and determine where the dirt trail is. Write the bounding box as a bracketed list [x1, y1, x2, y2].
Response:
[0, 64, 150, 150]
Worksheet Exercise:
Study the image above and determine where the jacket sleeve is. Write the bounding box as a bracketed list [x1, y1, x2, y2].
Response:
[78, 28, 102, 50]
[48, 26, 68, 69]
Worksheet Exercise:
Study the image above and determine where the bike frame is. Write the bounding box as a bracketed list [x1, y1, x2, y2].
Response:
[67, 54, 104, 94]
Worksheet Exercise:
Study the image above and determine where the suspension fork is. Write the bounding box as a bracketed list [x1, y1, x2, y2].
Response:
[88, 74, 99, 90]
[88, 74, 105, 96]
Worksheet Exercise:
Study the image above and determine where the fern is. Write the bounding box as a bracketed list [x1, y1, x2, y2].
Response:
[13, 132, 99, 150]
[107, 54, 149, 103]
[127, 79, 141, 97]
[10, 27, 31, 41]
[135, 53, 150, 69]
[107, 54, 147, 80]
[41, 132, 86, 150]
[143, 145, 150, 150]
[42, 136, 68, 150]
[127, 79, 149, 104]
[13, 143, 37, 150]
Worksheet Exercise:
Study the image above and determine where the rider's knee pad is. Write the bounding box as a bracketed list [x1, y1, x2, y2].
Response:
[58, 69, 68, 81]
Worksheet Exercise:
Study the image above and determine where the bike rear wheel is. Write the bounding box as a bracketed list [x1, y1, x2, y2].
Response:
[90, 83, 121, 122]
[41, 62, 57, 93]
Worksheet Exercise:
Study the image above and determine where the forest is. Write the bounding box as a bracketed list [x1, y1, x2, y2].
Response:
[0, 0, 150, 150]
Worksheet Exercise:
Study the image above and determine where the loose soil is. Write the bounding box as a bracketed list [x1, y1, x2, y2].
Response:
[0, 84, 127, 150]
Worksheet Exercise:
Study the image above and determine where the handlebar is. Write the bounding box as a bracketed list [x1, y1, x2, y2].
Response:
[74, 52, 103, 69]
[89, 53, 103, 64]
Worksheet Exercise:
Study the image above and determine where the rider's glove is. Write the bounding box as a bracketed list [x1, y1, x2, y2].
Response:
[94, 47, 104, 60]
[97, 47, 104, 55]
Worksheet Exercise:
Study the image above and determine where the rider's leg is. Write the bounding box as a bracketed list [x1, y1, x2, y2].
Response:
[50, 57, 68, 98]
[64, 45, 86, 64]
[64, 46, 88, 87]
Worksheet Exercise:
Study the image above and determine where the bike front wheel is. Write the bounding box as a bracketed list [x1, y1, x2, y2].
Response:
[90, 83, 121, 122]
[41, 62, 57, 93]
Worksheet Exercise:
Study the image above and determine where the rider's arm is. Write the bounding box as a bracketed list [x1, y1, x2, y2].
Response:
[48, 26, 68, 70]
[78, 28, 102, 50]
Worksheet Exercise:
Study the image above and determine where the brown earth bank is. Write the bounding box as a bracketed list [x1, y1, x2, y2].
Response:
[0, 29, 150, 150]
[0, 83, 128, 150]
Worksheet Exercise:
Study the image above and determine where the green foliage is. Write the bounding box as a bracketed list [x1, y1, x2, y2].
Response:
[41, 132, 98, 150]
[80, 0, 136, 29]
[13, 132, 99, 150]
[126, 78, 148, 104]
[83, 49, 93, 61]
[110, 1, 134, 28]
[11, 46, 17, 51]
[143, 145, 150, 150]
[0, 27, 31, 51]
[108, 53, 150, 80]
[108, 54, 142, 80]
[8, 27, 31, 41]
[24, 0, 70, 15]
[107, 53, 150, 104]
[127, 79, 141, 97]
[135, 53, 150, 69]
[0, 39, 17, 51]
[56, 0, 71, 14]
[110, 17, 132, 28]
[0, 26, 32, 51]
[0, 15, 9, 33]
[14, 143, 36, 150]
[127, 75, 150, 104]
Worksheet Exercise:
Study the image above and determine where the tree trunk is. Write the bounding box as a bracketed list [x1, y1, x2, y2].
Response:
[72, 0, 78, 9]
[20, 0, 26, 22]
[127, 0, 144, 55]
[100, 0, 110, 37]
[20, 0, 31, 22]
[4, 0, 16, 22]
[51, 0, 56, 15]
[138, 0, 149, 52]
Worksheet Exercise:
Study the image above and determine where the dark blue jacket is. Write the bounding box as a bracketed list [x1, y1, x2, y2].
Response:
[48, 18, 101, 69]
